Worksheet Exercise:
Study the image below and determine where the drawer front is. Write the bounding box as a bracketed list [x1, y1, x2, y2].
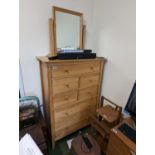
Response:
[55, 119, 89, 141]
[79, 86, 98, 100]
[79, 74, 99, 89]
[52, 77, 78, 95]
[55, 106, 90, 131]
[54, 98, 96, 140]
[53, 90, 78, 111]
[54, 99, 90, 121]
[51, 62, 100, 78]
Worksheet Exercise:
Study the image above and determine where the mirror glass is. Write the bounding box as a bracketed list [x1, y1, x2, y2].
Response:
[55, 10, 82, 52]
[56, 11, 80, 51]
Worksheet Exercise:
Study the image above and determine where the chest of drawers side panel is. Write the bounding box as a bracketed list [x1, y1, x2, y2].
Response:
[48, 63, 57, 149]
[97, 60, 105, 108]
[39, 61, 56, 148]
[39, 62, 51, 128]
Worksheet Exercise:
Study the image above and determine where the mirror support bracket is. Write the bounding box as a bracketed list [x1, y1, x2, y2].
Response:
[48, 18, 57, 57]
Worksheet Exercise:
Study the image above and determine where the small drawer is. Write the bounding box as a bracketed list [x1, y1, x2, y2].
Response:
[79, 62, 100, 75]
[79, 74, 99, 89]
[51, 64, 77, 78]
[53, 90, 78, 111]
[79, 86, 98, 100]
[52, 77, 78, 95]
[50, 62, 100, 78]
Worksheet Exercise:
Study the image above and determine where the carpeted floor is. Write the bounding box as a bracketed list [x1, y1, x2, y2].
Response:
[47, 126, 105, 155]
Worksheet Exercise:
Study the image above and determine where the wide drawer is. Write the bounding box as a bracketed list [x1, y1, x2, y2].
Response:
[54, 99, 90, 120]
[50, 62, 100, 78]
[55, 106, 90, 131]
[53, 90, 78, 111]
[79, 74, 99, 89]
[54, 98, 96, 129]
[54, 98, 97, 140]
[52, 77, 78, 95]
[55, 119, 89, 141]
[79, 86, 98, 100]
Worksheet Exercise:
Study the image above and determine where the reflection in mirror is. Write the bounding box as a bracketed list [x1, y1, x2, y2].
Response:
[56, 11, 81, 51]
[53, 7, 83, 53]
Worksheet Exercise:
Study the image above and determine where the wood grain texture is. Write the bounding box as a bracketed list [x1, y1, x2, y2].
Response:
[37, 57, 105, 148]
[79, 86, 98, 100]
[106, 119, 136, 155]
[55, 98, 91, 120]
[55, 108, 90, 132]
[39, 63, 51, 127]
[48, 18, 56, 56]
[97, 59, 106, 108]
[53, 90, 78, 111]
[47, 65, 56, 149]
[50, 62, 100, 78]
[82, 25, 86, 49]
[52, 77, 78, 95]
[79, 74, 99, 89]
[107, 132, 131, 155]
[36, 56, 104, 63]
[55, 119, 89, 141]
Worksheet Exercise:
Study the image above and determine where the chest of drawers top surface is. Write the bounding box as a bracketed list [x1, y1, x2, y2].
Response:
[37, 56, 105, 63]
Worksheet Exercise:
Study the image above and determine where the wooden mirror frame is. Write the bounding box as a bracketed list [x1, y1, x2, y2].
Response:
[52, 6, 84, 55]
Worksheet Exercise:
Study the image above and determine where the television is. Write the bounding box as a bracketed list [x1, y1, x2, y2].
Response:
[125, 82, 136, 123]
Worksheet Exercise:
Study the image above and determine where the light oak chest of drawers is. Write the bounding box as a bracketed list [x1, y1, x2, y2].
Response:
[37, 56, 106, 148]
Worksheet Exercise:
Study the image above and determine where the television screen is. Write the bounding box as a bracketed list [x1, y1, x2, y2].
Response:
[125, 82, 136, 121]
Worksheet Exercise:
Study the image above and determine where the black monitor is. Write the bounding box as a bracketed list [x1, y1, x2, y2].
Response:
[125, 82, 136, 123]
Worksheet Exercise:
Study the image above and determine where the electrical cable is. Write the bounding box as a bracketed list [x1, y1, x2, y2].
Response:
[81, 138, 91, 153]
[19, 60, 26, 97]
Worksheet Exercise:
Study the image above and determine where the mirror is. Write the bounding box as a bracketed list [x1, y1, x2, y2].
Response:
[53, 7, 83, 52]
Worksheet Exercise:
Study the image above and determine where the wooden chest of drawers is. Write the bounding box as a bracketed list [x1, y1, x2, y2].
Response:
[37, 56, 105, 148]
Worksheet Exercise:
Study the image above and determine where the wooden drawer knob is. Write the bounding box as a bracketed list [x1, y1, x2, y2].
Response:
[65, 70, 69, 73]
[89, 79, 92, 82]
[65, 112, 69, 116]
[65, 84, 70, 88]
[90, 67, 94, 70]
[64, 96, 69, 100]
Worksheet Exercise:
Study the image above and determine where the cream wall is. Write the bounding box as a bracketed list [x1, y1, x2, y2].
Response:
[19, 0, 94, 104]
[20, 0, 50, 103]
[92, 0, 136, 107]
